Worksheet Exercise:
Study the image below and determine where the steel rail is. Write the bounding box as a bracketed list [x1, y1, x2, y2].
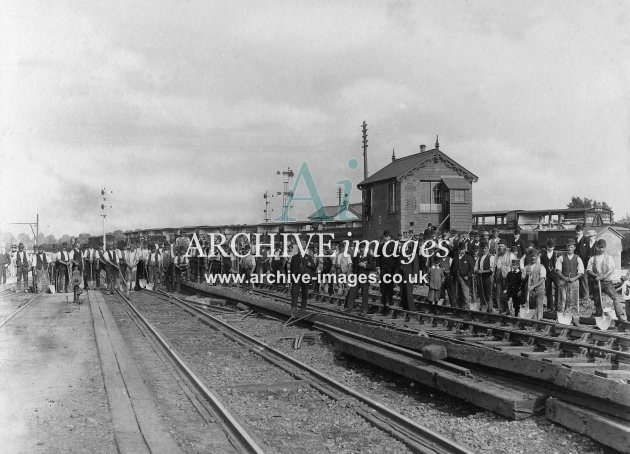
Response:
[114, 290, 266, 454]
[251, 285, 630, 360]
[154, 288, 472, 454]
[0, 292, 42, 329]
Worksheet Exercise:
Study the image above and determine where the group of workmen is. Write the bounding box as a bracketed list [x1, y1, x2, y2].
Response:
[233, 223, 628, 322]
[4, 233, 194, 295]
[4, 224, 627, 324]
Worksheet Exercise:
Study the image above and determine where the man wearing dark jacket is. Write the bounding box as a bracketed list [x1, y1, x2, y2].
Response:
[451, 243, 475, 308]
[577, 229, 596, 299]
[344, 243, 376, 315]
[511, 229, 527, 259]
[540, 239, 559, 311]
[377, 230, 398, 314]
[289, 245, 316, 309]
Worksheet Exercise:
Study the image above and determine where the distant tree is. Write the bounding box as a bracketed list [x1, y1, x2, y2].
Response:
[0, 231, 16, 249]
[567, 196, 612, 211]
[45, 234, 57, 244]
[58, 234, 71, 245]
[616, 214, 630, 227]
[17, 233, 32, 246]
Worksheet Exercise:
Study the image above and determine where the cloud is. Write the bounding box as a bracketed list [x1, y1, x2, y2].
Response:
[1, 0, 629, 237]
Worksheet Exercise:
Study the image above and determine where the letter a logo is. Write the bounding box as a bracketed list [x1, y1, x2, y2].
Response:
[275, 162, 329, 222]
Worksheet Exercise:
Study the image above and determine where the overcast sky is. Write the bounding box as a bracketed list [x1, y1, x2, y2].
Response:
[1, 0, 629, 238]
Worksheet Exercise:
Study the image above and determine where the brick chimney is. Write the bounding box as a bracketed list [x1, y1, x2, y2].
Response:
[420, 144, 426, 152]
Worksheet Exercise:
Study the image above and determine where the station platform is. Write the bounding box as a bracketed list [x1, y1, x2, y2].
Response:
[0, 290, 180, 454]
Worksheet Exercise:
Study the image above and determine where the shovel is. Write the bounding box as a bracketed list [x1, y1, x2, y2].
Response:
[595, 313, 612, 331]
[48, 270, 56, 294]
[557, 278, 575, 324]
[520, 274, 536, 319]
[87, 262, 96, 290]
[118, 269, 130, 294]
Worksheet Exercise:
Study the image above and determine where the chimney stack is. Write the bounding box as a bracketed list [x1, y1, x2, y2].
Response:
[391, 148, 396, 161]
[420, 144, 426, 153]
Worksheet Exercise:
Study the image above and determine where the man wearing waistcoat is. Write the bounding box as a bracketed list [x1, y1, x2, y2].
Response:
[493, 239, 516, 313]
[147, 244, 162, 285]
[31, 245, 49, 293]
[83, 244, 101, 289]
[587, 239, 627, 321]
[451, 243, 475, 308]
[0, 247, 9, 285]
[540, 239, 559, 311]
[103, 243, 119, 295]
[70, 242, 83, 276]
[555, 238, 584, 314]
[56, 243, 71, 293]
[474, 242, 495, 312]
[511, 229, 527, 259]
[14, 243, 30, 292]
[575, 224, 590, 299]
[50, 244, 60, 291]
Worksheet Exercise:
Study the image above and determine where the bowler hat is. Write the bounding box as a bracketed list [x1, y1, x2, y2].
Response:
[565, 238, 576, 246]
[585, 230, 597, 237]
[596, 239, 606, 247]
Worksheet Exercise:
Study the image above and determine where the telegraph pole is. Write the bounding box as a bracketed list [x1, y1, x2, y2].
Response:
[263, 191, 271, 222]
[361, 121, 368, 180]
[276, 167, 294, 223]
[9, 214, 39, 245]
[100, 188, 112, 248]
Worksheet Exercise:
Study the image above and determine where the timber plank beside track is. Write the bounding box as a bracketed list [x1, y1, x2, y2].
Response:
[183, 282, 630, 418]
[545, 398, 630, 454]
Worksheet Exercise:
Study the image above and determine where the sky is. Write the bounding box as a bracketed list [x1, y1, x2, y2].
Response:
[1, 0, 629, 238]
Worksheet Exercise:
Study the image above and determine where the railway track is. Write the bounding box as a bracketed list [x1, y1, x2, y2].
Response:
[182, 281, 630, 452]
[252, 284, 630, 370]
[0, 291, 42, 329]
[120, 287, 470, 454]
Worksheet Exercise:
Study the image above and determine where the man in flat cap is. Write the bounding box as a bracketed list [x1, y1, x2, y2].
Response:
[587, 239, 627, 321]
[555, 238, 584, 314]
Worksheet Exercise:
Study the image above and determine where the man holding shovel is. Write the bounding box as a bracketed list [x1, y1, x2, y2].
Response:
[587, 239, 627, 321]
[555, 238, 584, 316]
[103, 243, 119, 295]
[522, 249, 546, 320]
[83, 244, 101, 290]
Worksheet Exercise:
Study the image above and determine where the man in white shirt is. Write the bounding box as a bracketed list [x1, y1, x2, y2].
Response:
[555, 238, 584, 314]
[587, 239, 627, 321]
[14, 243, 30, 292]
[102, 243, 119, 295]
[493, 239, 516, 313]
[147, 244, 162, 285]
[31, 245, 49, 293]
[172, 247, 189, 293]
[57, 243, 71, 293]
[475, 242, 495, 312]
[334, 242, 352, 296]
[135, 240, 150, 290]
[522, 249, 546, 320]
[83, 244, 101, 289]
